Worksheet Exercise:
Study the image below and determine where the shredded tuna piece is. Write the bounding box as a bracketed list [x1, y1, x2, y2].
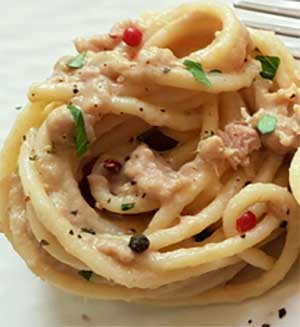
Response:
[124, 145, 202, 202]
[218, 122, 261, 169]
[198, 123, 261, 170]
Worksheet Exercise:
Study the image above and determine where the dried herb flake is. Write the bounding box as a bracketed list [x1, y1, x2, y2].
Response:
[67, 52, 87, 69]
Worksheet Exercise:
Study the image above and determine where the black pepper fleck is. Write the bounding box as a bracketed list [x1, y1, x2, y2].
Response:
[139, 107, 144, 112]
[46, 146, 55, 154]
[40, 239, 50, 247]
[124, 156, 130, 162]
[162, 67, 171, 74]
[22, 135, 26, 141]
[130, 181, 137, 186]
[241, 234, 246, 239]
[278, 308, 287, 319]
[78, 234, 82, 239]
[248, 319, 252, 324]
[261, 324, 270, 327]
[107, 198, 111, 204]
[160, 109, 166, 113]
[81, 227, 96, 235]
[128, 235, 150, 253]
[81, 314, 91, 322]
[70, 210, 78, 216]
[69, 230, 74, 235]
[142, 193, 146, 198]
[29, 155, 38, 161]
[280, 220, 288, 228]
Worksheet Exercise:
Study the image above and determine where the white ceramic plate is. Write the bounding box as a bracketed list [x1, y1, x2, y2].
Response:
[0, 0, 299, 326]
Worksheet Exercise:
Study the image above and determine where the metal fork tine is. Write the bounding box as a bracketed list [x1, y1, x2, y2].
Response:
[234, 0, 300, 19]
[235, 9, 300, 37]
[279, 35, 300, 59]
[233, 5, 300, 59]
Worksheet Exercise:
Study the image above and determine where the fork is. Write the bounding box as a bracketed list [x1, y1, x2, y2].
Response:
[233, 0, 300, 59]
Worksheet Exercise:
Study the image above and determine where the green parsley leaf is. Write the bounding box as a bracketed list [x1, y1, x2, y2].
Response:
[209, 69, 222, 74]
[183, 60, 212, 87]
[67, 105, 89, 156]
[255, 55, 280, 80]
[67, 52, 87, 69]
[121, 203, 135, 211]
[78, 270, 93, 281]
[15, 105, 22, 110]
[257, 115, 277, 135]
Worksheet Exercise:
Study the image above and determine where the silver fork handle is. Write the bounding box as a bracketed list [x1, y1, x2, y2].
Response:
[234, 0, 300, 18]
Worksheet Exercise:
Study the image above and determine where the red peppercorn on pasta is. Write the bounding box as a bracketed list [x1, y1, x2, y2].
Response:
[0, 1, 299, 306]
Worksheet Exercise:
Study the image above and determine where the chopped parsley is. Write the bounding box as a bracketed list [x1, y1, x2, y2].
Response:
[255, 55, 280, 80]
[15, 105, 22, 110]
[257, 115, 277, 135]
[78, 270, 93, 281]
[121, 203, 135, 211]
[183, 59, 212, 87]
[67, 52, 87, 69]
[67, 105, 89, 156]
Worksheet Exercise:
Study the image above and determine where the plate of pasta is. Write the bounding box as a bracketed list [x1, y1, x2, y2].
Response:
[0, 0, 299, 326]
